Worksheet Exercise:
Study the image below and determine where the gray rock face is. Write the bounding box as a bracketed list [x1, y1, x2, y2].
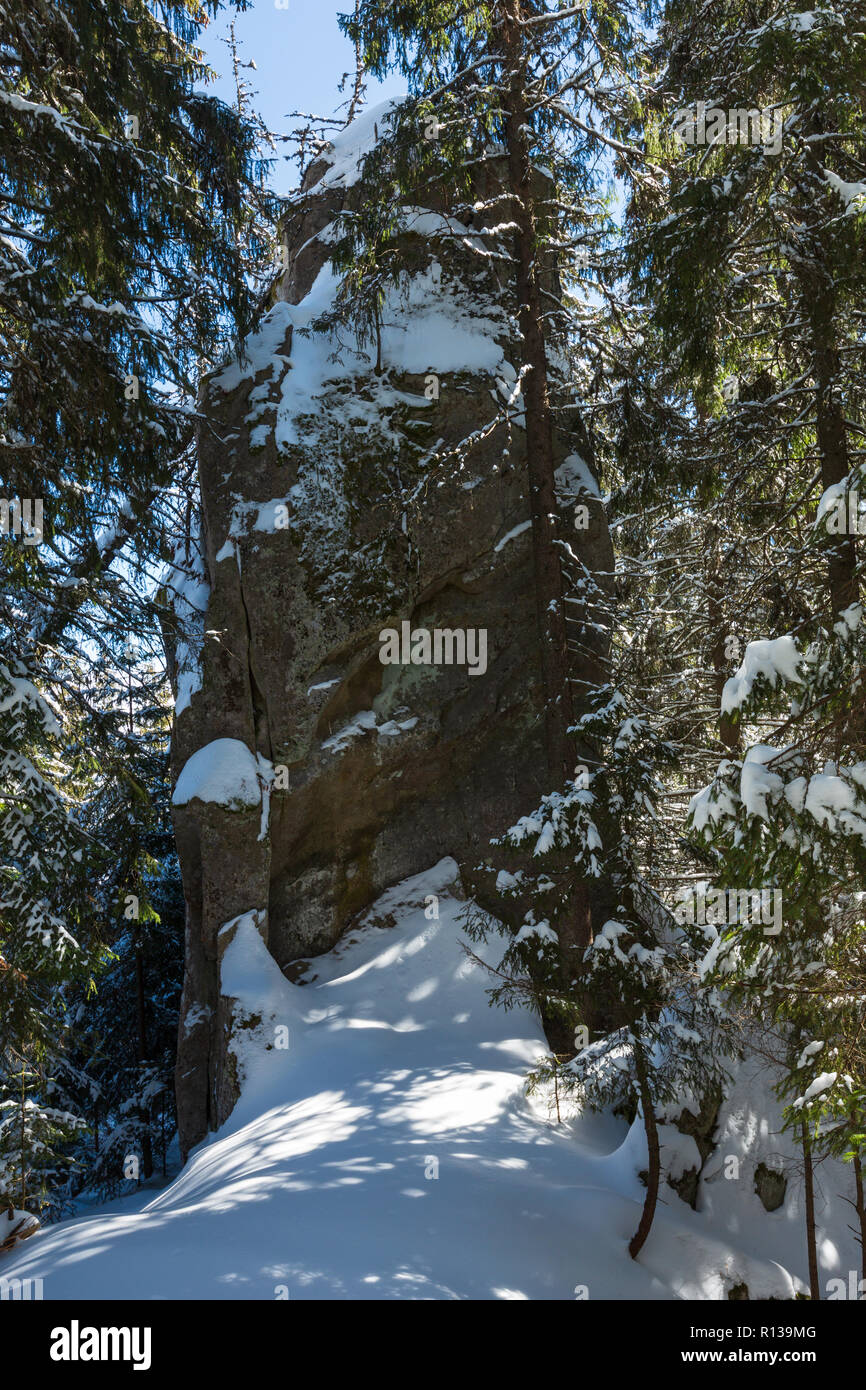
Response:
[754, 1161, 788, 1213]
[169, 124, 614, 1157]
[665, 1087, 722, 1210]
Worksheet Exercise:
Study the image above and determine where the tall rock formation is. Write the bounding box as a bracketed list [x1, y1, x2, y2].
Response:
[168, 104, 615, 1157]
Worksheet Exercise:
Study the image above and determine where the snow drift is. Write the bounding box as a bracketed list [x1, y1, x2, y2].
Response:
[1, 861, 858, 1300]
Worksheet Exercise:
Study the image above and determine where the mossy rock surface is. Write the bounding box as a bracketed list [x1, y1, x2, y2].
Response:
[754, 1162, 787, 1213]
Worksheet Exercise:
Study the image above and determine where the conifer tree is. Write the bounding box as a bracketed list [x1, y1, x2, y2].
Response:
[1, 0, 278, 1207]
[339, 0, 650, 992]
[634, 0, 866, 1290]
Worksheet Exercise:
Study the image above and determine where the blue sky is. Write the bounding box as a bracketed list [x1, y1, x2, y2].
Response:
[197, 2, 405, 194]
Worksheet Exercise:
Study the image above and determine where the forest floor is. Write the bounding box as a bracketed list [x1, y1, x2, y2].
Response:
[2, 859, 858, 1300]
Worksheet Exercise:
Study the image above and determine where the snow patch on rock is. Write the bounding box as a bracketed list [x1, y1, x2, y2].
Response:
[172, 739, 265, 811]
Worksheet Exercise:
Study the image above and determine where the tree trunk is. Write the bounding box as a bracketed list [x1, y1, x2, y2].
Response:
[499, 0, 593, 979]
[19, 1066, 26, 1210]
[706, 523, 739, 753]
[812, 302, 857, 618]
[629, 1043, 661, 1259]
[807, 288, 866, 742]
[500, 0, 574, 783]
[802, 1122, 821, 1299]
[795, 123, 857, 621]
[853, 1142, 865, 1289]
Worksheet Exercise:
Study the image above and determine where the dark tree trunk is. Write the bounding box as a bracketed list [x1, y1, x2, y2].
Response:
[706, 523, 739, 753]
[811, 299, 857, 618]
[797, 132, 858, 621]
[806, 284, 866, 743]
[19, 1071, 26, 1210]
[802, 1122, 821, 1300]
[500, 0, 593, 981]
[853, 1142, 865, 1288]
[629, 1044, 661, 1259]
[500, 0, 574, 785]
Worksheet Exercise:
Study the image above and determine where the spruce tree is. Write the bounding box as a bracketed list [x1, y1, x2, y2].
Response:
[635, 0, 866, 1290]
[1, 0, 277, 1208]
[339, 0, 648, 1002]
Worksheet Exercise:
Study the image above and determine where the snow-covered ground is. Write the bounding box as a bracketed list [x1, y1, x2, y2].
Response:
[2, 860, 859, 1300]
